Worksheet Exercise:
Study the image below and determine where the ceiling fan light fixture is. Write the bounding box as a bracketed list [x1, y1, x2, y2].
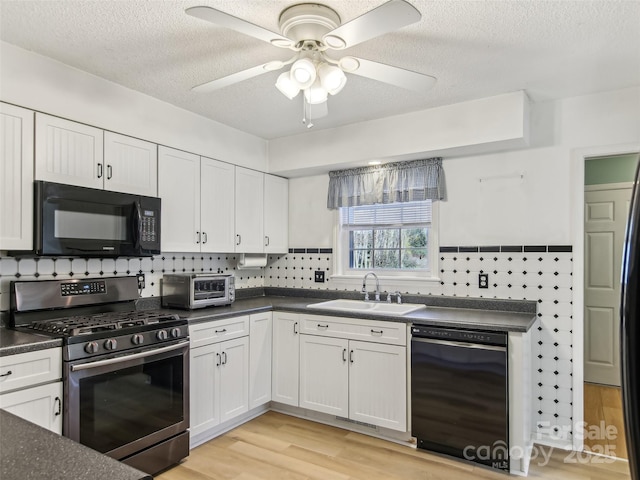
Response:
[275, 71, 300, 99]
[290, 58, 316, 88]
[318, 63, 347, 95]
[304, 77, 328, 105]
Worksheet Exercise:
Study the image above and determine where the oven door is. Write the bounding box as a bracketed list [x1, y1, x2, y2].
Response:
[64, 340, 189, 461]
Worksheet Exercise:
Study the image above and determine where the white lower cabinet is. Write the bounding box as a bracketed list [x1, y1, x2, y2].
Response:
[0, 381, 62, 433]
[0, 348, 63, 434]
[271, 312, 300, 406]
[249, 312, 272, 409]
[189, 317, 250, 440]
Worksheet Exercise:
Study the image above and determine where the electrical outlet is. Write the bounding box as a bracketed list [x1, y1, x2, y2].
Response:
[137, 273, 145, 290]
[314, 271, 325, 283]
[478, 273, 489, 289]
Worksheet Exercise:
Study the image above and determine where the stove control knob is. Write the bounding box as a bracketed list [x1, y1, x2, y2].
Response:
[104, 338, 117, 351]
[85, 341, 99, 354]
[170, 328, 181, 339]
[131, 334, 144, 345]
[156, 330, 168, 341]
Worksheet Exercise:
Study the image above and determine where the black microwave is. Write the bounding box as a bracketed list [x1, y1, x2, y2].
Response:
[33, 181, 161, 257]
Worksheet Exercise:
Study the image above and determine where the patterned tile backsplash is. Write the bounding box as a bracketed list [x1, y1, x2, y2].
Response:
[0, 244, 575, 445]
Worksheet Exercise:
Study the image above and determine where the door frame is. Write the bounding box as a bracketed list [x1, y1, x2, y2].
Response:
[570, 143, 640, 452]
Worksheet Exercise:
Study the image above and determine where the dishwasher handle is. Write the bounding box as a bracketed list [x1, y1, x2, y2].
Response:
[412, 336, 506, 352]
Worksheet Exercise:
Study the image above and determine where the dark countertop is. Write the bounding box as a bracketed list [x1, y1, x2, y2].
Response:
[0, 289, 537, 356]
[0, 326, 62, 357]
[0, 409, 152, 480]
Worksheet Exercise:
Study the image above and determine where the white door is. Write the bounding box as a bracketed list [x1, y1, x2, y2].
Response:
[0, 382, 63, 434]
[0, 103, 33, 250]
[299, 335, 349, 417]
[103, 131, 157, 196]
[235, 167, 264, 253]
[264, 174, 289, 253]
[34, 113, 104, 189]
[219, 336, 249, 423]
[271, 312, 300, 406]
[200, 157, 236, 253]
[189, 343, 220, 436]
[584, 185, 632, 386]
[349, 341, 407, 431]
[249, 312, 272, 409]
[158, 146, 201, 252]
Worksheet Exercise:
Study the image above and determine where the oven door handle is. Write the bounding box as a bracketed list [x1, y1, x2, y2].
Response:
[411, 336, 506, 352]
[71, 341, 189, 371]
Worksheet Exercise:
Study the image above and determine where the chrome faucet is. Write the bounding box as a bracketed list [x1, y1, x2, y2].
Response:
[362, 272, 380, 301]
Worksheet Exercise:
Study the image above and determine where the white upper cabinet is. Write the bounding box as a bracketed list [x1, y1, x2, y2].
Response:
[158, 146, 201, 252]
[201, 157, 235, 253]
[235, 167, 265, 253]
[35, 113, 104, 189]
[35, 113, 158, 197]
[103, 131, 157, 196]
[264, 174, 288, 253]
[0, 103, 34, 250]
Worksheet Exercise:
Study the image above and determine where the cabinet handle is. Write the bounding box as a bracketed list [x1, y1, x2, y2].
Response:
[317, 323, 329, 330]
[0, 370, 12, 378]
[106, 164, 113, 179]
[265, 236, 270, 247]
[293, 322, 298, 334]
[342, 348, 347, 362]
[196, 231, 200, 244]
[54, 397, 62, 416]
[236, 234, 241, 246]
[202, 232, 208, 244]
[370, 329, 384, 336]
[215, 328, 227, 334]
[216, 352, 221, 367]
[222, 351, 227, 365]
[97, 163, 103, 178]
[349, 350, 354, 363]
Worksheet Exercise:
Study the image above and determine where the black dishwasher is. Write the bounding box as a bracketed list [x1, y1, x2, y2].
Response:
[411, 325, 509, 471]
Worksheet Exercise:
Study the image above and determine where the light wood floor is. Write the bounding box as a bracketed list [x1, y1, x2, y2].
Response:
[156, 411, 631, 480]
[584, 382, 628, 459]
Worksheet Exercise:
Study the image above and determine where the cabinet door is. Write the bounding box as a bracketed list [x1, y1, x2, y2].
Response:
[249, 312, 272, 409]
[349, 341, 407, 431]
[189, 343, 220, 437]
[271, 312, 300, 406]
[0, 382, 62, 434]
[235, 167, 264, 253]
[219, 336, 249, 423]
[34, 113, 104, 189]
[299, 335, 349, 417]
[200, 157, 236, 253]
[0, 103, 33, 250]
[264, 174, 288, 253]
[158, 146, 201, 252]
[103, 131, 157, 196]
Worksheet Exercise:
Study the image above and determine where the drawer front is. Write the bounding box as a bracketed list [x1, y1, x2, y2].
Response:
[300, 315, 406, 346]
[0, 348, 62, 394]
[189, 315, 250, 348]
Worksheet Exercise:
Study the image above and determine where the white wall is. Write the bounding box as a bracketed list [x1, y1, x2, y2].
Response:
[285, 86, 640, 247]
[0, 42, 268, 170]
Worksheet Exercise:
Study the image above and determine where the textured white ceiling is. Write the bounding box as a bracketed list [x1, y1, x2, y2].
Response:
[1, 0, 639, 140]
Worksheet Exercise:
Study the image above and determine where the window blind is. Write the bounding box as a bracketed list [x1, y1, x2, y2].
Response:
[340, 201, 431, 228]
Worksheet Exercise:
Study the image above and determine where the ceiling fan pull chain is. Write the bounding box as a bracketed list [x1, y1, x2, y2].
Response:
[302, 95, 314, 129]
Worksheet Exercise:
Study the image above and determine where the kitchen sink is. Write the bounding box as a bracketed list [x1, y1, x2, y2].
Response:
[307, 299, 427, 316]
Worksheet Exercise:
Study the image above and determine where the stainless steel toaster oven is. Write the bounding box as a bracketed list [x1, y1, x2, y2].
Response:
[161, 273, 235, 309]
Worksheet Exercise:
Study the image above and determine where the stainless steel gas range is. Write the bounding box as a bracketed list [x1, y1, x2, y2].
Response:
[9, 276, 189, 476]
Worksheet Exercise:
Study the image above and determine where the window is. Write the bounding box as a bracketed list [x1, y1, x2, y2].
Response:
[338, 200, 436, 275]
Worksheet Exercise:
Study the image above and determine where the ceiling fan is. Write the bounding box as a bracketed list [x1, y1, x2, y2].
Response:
[186, 0, 436, 127]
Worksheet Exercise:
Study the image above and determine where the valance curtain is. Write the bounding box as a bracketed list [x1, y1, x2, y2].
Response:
[326, 158, 446, 209]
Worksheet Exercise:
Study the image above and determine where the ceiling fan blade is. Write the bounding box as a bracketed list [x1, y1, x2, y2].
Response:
[343, 57, 436, 94]
[192, 62, 284, 93]
[322, 0, 420, 50]
[186, 6, 294, 48]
